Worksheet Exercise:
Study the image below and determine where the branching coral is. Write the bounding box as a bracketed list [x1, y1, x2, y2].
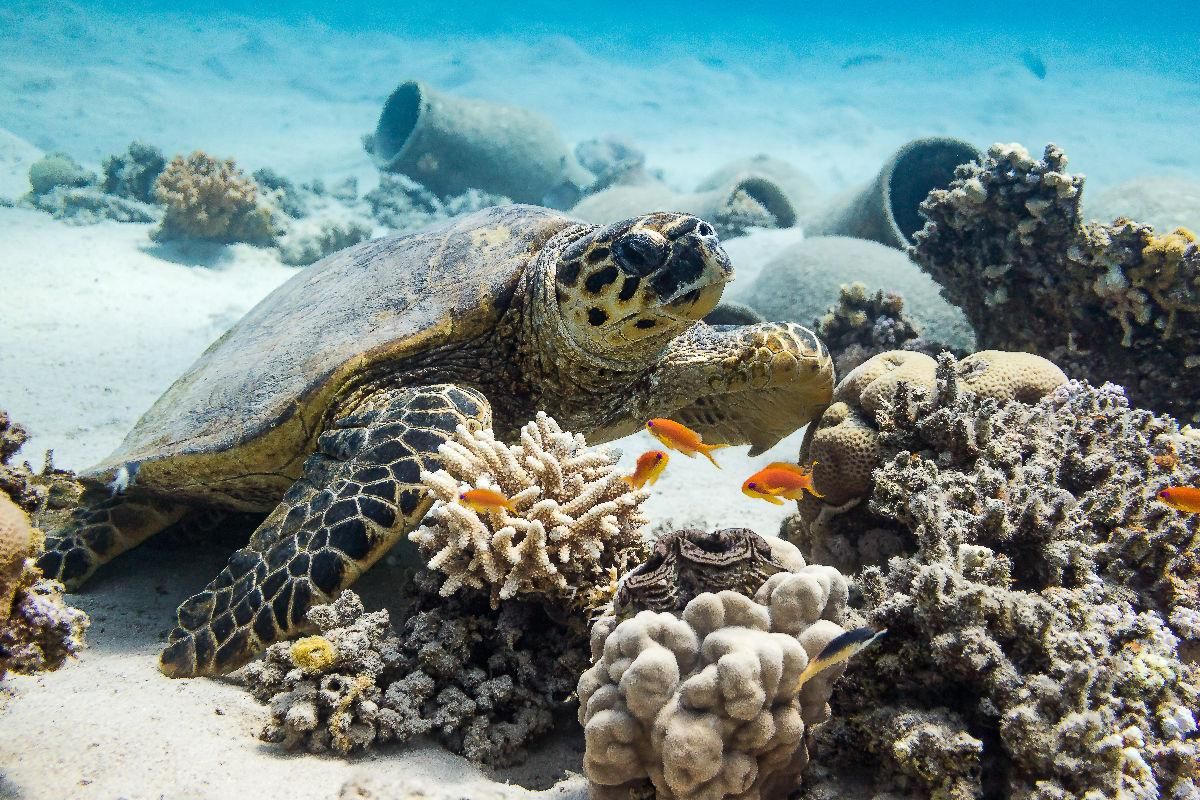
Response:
[151, 151, 276, 244]
[411, 412, 650, 610]
[783, 351, 1200, 799]
[245, 575, 587, 765]
[578, 528, 861, 800]
[912, 142, 1200, 420]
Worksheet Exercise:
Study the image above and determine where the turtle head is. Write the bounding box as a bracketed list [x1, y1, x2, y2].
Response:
[553, 213, 733, 355]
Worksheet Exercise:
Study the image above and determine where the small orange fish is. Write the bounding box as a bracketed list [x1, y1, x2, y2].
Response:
[742, 461, 823, 504]
[1157, 486, 1200, 512]
[458, 487, 516, 514]
[645, 418, 726, 468]
[624, 450, 670, 489]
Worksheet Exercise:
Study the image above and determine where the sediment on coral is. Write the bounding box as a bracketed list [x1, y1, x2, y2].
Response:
[784, 350, 1200, 799]
[411, 412, 650, 611]
[244, 576, 588, 766]
[151, 151, 276, 245]
[912, 142, 1200, 421]
[579, 528, 861, 800]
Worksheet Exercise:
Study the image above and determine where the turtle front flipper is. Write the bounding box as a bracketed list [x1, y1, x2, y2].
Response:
[651, 322, 834, 455]
[38, 492, 190, 589]
[159, 384, 492, 678]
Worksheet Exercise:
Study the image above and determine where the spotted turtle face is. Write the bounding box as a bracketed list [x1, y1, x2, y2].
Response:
[553, 212, 733, 352]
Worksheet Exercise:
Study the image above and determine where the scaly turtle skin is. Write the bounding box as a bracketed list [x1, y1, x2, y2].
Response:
[36, 205, 834, 677]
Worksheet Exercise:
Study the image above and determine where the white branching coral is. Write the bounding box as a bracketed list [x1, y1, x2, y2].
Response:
[410, 412, 650, 607]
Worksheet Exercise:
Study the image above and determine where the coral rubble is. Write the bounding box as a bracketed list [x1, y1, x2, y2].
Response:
[245, 577, 587, 766]
[411, 412, 650, 610]
[912, 142, 1200, 420]
[578, 528, 860, 800]
[784, 351, 1200, 799]
[151, 151, 276, 244]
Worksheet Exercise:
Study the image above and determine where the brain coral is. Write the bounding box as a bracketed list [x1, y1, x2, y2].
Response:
[411, 412, 650, 610]
[579, 528, 863, 800]
[151, 151, 276, 245]
[783, 351, 1200, 799]
[912, 142, 1200, 421]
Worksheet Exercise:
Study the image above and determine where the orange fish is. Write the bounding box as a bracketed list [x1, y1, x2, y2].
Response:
[645, 418, 726, 468]
[1157, 486, 1200, 512]
[742, 461, 823, 505]
[458, 487, 516, 514]
[624, 450, 670, 489]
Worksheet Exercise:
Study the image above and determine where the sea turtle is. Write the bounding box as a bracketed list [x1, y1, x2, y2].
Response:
[37, 205, 834, 677]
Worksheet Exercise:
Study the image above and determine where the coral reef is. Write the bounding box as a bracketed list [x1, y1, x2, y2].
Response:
[363, 174, 509, 234]
[0, 410, 83, 518]
[912, 142, 1200, 421]
[578, 528, 860, 800]
[277, 215, 372, 266]
[783, 351, 1200, 799]
[252, 166, 309, 219]
[574, 135, 648, 192]
[0, 494, 89, 678]
[815, 282, 955, 375]
[411, 412, 650, 610]
[245, 576, 587, 766]
[151, 151, 276, 245]
[28, 186, 159, 224]
[731, 235, 974, 353]
[101, 141, 166, 204]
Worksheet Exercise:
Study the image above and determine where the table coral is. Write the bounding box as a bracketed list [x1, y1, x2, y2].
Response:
[783, 351, 1200, 799]
[151, 151, 276, 245]
[912, 142, 1200, 421]
[578, 528, 860, 800]
[411, 412, 650, 611]
[244, 572, 588, 766]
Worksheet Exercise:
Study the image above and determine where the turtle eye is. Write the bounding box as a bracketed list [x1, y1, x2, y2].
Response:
[613, 233, 669, 276]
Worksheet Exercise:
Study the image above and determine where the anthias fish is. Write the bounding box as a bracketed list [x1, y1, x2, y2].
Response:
[1157, 486, 1200, 512]
[645, 418, 726, 468]
[742, 461, 823, 504]
[624, 450, 669, 489]
[458, 487, 516, 513]
[795, 627, 887, 691]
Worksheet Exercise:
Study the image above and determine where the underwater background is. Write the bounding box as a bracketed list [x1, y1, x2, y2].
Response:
[1, 1, 1199, 798]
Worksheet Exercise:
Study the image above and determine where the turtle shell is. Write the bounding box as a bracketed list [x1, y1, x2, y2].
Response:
[89, 205, 576, 508]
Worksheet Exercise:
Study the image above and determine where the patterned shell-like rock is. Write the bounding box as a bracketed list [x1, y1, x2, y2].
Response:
[89, 205, 576, 494]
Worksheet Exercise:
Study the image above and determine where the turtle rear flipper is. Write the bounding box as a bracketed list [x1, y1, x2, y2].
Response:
[159, 384, 492, 678]
[38, 493, 190, 589]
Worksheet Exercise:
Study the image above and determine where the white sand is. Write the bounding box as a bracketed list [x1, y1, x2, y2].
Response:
[1, 3, 1197, 798]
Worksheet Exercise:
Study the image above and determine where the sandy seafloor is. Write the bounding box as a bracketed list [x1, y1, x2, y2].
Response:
[0, 2, 1198, 798]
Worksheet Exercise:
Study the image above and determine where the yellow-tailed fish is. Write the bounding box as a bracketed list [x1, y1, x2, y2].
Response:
[794, 626, 887, 692]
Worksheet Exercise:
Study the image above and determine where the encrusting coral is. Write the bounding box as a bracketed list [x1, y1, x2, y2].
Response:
[244, 574, 588, 766]
[578, 528, 862, 800]
[912, 142, 1200, 421]
[411, 412, 651, 610]
[151, 151, 276, 245]
[782, 350, 1200, 799]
